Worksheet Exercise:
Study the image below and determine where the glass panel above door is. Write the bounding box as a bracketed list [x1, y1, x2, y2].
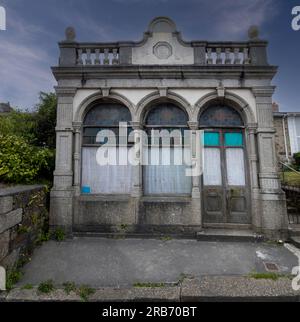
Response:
[224, 132, 243, 147]
[204, 132, 220, 147]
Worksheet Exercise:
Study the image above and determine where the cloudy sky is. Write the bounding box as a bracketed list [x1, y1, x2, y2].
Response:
[0, 0, 299, 111]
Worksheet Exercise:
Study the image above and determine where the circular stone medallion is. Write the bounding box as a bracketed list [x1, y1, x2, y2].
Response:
[153, 42, 173, 60]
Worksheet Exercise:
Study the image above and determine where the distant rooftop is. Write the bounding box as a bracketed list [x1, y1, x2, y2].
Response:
[0, 102, 13, 114]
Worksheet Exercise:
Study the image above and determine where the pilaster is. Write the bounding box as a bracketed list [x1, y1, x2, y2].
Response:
[252, 87, 288, 238]
[188, 122, 202, 228]
[50, 87, 77, 234]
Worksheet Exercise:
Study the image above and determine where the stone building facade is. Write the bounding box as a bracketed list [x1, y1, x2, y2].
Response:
[274, 108, 300, 163]
[50, 17, 288, 239]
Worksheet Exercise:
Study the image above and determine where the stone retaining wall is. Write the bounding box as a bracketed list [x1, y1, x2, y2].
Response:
[0, 185, 48, 269]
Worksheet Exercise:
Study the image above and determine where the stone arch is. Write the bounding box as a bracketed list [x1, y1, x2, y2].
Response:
[194, 91, 256, 126]
[136, 90, 193, 124]
[74, 90, 135, 124]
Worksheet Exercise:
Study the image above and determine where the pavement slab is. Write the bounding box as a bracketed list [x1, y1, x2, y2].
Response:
[14, 237, 298, 288]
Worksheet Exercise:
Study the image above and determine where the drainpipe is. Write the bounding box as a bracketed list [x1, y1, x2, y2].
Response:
[282, 114, 289, 163]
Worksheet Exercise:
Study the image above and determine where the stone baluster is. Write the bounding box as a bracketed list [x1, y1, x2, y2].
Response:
[112, 49, 119, 65]
[207, 48, 213, 64]
[216, 48, 222, 64]
[94, 49, 101, 65]
[225, 48, 231, 64]
[234, 48, 241, 64]
[243, 48, 250, 65]
[77, 49, 83, 65]
[103, 48, 110, 65]
[86, 49, 92, 65]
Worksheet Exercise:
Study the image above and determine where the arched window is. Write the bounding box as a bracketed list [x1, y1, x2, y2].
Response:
[83, 103, 132, 145]
[81, 102, 133, 195]
[143, 103, 192, 195]
[199, 105, 244, 128]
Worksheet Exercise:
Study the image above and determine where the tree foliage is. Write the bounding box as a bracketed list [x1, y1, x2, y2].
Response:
[0, 134, 55, 184]
[0, 92, 57, 184]
[34, 92, 57, 149]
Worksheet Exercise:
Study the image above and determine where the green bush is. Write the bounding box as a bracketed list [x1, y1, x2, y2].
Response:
[0, 134, 54, 184]
[52, 228, 66, 242]
[38, 280, 55, 294]
[294, 152, 300, 168]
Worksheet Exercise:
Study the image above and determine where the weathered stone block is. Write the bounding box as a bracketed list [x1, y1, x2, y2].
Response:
[0, 231, 10, 261]
[0, 196, 13, 215]
[0, 209, 23, 234]
[1, 248, 20, 269]
[0, 266, 5, 291]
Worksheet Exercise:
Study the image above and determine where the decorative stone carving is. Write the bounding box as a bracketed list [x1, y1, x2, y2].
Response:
[217, 82, 225, 97]
[153, 42, 173, 60]
[102, 87, 110, 97]
[248, 25, 259, 40]
[148, 17, 177, 33]
[158, 87, 168, 97]
[65, 26, 76, 42]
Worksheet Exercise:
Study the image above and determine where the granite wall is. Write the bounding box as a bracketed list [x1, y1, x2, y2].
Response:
[0, 185, 48, 269]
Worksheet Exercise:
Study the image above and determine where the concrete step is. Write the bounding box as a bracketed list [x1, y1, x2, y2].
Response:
[196, 229, 264, 243]
[289, 236, 300, 249]
[72, 232, 197, 240]
[73, 230, 263, 243]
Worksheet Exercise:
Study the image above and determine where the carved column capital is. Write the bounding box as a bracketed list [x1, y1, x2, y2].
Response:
[188, 122, 198, 130]
[73, 121, 82, 132]
[130, 121, 142, 130]
[252, 86, 275, 98]
[55, 87, 77, 97]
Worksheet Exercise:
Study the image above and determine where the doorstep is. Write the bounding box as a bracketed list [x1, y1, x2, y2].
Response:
[196, 229, 264, 242]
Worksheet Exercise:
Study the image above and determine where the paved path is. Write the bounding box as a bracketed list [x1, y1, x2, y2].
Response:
[18, 238, 298, 288]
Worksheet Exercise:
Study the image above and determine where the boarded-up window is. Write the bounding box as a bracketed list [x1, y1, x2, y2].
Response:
[82, 147, 132, 194]
[144, 103, 192, 195]
[81, 102, 133, 194]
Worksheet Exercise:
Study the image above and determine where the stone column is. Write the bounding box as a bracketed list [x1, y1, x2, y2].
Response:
[247, 125, 259, 189]
[188, 122, 202, 229]
[247, 124, 261, 231]
[253, 87, 288, 239]
[130, 122, 143, 198]
[129, 122, 143, 229]
[50, 87, 77, 235]
[73, 122, 82, 196]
